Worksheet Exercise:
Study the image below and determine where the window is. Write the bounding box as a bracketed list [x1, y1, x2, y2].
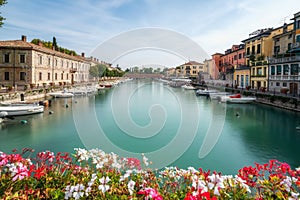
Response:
[283, 65, 289, 75]
[296, 20, 300, 29]
[238, 53, 242, 59]
[66, 73, 69, 80]
[288, 43, 292, 50]
[39, 56, 43, 65]
[20, 54, 25, 63]
[246, 47, 250, 55]
[61, 73, 63, 80]
[4, 53, 9, 63]
[48, 73, 51, 80]
[193, 66, 196, 69]
[291, 64, 299, 75]
[245, 75, 249, 86]
[276, 65, 282, 75]
[257, 44, 261, 54]
[55, 73, 58, 80]
[257, 68, 262, 75]
[39, 72, 42, 81]
[251, 46, 255, 54]
[55, 59, 58, 66]
[271, 66, 275, 75]
[276, 82, 280, 86]
[20, 72, 26, 81]
[296, 35, 300, 43]
[48, 58, 51, 65]
[283, 82, 287, 87]
[234, 55, 237, 60]
[252, 68, 255, 75]
[241, 75, 244, 88]
[4, 72, 9, 80]
[274, 46, 280, 55]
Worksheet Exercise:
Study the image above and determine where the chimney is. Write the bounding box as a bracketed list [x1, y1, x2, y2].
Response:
[81, 52, 85, 57]
[21, 35, 27, 42]
[38, 40, 43, 46]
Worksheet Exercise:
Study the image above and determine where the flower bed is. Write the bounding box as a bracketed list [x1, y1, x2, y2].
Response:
[0, 148, 299, 199]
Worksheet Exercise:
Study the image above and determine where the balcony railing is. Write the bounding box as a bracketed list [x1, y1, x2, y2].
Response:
[269, 56, 300, 64]
[251, 61, 268, 66]
[69, 68, 77, 73]
[269, 75, 300, 81]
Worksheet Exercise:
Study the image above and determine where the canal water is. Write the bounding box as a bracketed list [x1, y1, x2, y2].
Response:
[0, 79, 299, 174]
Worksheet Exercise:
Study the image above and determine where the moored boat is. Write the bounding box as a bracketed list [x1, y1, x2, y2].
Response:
[181, 84, 196, 90]
[48, 89, 74, 98]
[195, 88, 219, 96]
[0, 105, 44, 116]
[220, 93, 256, 104]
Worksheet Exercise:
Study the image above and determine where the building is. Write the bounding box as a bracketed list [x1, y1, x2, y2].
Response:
[242, 23, 294, 90]
[211, 53, 222, 79]
[218, 44, 247, 87]
[268, 12, 300, 95]
[0, 35, 90, 89]
[178, 61, 204, 78]
[203, 59, 213, 80]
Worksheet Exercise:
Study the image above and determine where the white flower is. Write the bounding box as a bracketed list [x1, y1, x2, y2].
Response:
[128, 180, 135, 195]
[74, 148, 89, 162]
[280, 176, 292, 192]
[98, 176, 110, 193]
[142, 153, 149, 166]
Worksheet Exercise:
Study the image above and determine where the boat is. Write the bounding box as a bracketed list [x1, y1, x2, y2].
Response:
[195, 88, 219, 96]
[0, 111, 8, 123]
[181, 84, 196, 90]
[0, 105, 44, 116]
[208, 92, 230, 100]
[48, 89, 74, 98]
[220, 93, 256, 104]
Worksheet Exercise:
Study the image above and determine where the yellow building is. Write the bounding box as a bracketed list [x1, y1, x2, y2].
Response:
[179, 61, 204, 78]
[0, 36, 90, 89]
[242, 23, 294, 90]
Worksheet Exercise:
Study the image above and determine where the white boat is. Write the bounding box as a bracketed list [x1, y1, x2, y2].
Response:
[48, 89, 74, 98]
[0, 105, 44, 116]
[181, 84, 196, 90]
[209, 92, 230, 100]
[220, 94, 256, 104]
[196, 88, 219, 96]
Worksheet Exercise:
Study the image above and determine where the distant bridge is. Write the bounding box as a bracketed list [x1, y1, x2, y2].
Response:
[124, 73, 164, 79]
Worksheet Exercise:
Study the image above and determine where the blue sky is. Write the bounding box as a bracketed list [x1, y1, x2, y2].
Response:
[0, 0, 299, 68]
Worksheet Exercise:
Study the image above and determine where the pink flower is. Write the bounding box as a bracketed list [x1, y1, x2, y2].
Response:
[12, 162, 29, 181]
[138, 188, 163, 200]
[0, 152, 8, 166]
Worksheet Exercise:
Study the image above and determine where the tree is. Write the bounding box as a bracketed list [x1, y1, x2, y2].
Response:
[0, 0, 7, 27]
[89, 65, 99, 78]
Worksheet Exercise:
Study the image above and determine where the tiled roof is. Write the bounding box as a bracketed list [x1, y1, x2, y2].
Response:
[184, 61, 203, 65]
[0, 40, 86, 62]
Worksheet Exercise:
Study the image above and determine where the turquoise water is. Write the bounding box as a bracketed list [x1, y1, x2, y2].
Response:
[0, 79, 300, 174]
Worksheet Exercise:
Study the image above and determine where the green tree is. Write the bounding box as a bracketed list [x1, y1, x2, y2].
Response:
[89, 65, 99, 77]
[0, 0, 7, 27]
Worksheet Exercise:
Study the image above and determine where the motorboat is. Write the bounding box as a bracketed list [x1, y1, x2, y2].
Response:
[220, 94, 256, 104]
[181, 84, 196, 90]
[209, 92, 230, 100]
[48, 89, 74, 98]
[0, 105, 44, 116]
[195, 88, 219, 96]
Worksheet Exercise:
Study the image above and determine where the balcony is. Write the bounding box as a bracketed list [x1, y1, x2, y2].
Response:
[69, 68, 77, 73]
[251, 61, 268, 66]
[269, 56, 300, 64]
[269, 75, 300, 81]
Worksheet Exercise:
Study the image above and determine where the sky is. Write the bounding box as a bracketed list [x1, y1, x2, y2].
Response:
[0, 0, 299, 69]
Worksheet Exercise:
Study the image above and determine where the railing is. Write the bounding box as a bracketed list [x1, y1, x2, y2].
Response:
[69, 68, 78, 73]
[269, 75, 300, 81]
[269, 56, 300, 64]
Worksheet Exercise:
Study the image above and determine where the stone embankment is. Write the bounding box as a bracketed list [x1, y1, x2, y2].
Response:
[207, 84, 300, 112]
